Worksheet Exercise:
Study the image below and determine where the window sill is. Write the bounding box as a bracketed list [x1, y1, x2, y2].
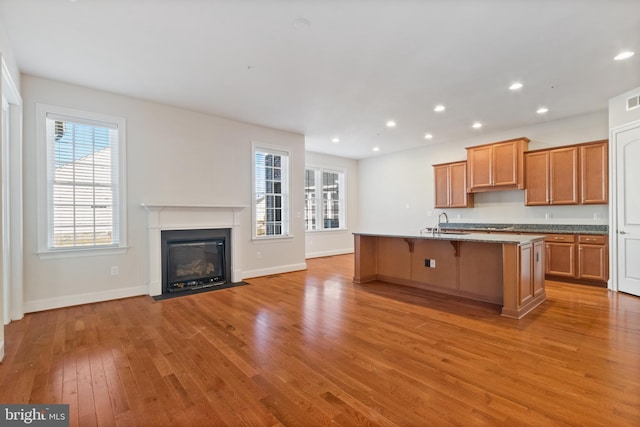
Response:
[252, 234, 295, 243]
[36, 246, 129, 260]
[305, 228, 348, 233]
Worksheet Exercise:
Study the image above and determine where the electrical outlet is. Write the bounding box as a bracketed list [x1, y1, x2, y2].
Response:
[424, 259, 430, 267]
[431, 259, 436, 268]
[257, 251, 262, 259]
[110, 266, 119, 276]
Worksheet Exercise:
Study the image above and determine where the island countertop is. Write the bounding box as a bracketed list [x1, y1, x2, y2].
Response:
[353, 232, 545, 245]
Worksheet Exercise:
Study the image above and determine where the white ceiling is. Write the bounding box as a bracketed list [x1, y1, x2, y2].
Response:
[1, 0, 639, 159]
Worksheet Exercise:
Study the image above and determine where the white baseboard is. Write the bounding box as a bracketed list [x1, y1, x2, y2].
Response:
[305, 248, 354, 259]
[0, 339, 4, 362]
[242, 262, 307, 280]
[23, 285, 148, 314]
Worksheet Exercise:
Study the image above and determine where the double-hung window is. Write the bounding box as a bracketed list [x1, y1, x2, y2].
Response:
[305, 167, 346, 231]
[37, 104, 127, 255]
[253, 144, 290, 238]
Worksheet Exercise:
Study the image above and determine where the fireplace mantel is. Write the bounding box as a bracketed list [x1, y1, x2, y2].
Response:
[141, 203, 246, 296]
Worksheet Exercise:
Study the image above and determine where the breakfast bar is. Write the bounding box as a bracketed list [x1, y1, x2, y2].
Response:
[353, 232, 547, 318]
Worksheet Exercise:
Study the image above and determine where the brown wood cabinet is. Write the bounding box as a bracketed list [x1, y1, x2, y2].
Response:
[544, 234, 576, 277]
[578, 234, 608, 281]
[525, 139, 608, 206]
[434, 161, 473, 208]
[580, 140, 608, 204]
[466, 137, 529, 193]
[525, 146, 579, 205]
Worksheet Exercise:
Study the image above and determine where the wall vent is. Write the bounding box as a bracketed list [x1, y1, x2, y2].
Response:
[627, 94, 640, 111]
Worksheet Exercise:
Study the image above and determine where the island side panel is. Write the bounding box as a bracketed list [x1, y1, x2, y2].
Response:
[501, 240, 547, 319]
[376, 237, 412, 282]
[354, 234, 378, 283]
[410, 239, 458, 291]
[457, 241, 503, 304]
[501, 243, 520, 318]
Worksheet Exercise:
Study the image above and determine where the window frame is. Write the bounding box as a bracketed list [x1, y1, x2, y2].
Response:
[36, 103, 128, 258]
[304, 165, 347, 232]
[252, 142, 292, 240]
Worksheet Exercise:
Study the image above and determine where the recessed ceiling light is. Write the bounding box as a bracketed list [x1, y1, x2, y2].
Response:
[331, 137, 340, 143]
[424, 133, 433, 140]
[386, 120, 396, 128]
[434, 105, 446, 112]
[372, 147, 380, 152]
[537, 107, 549, 114]
[472, 122, 482, 129]
[614, 51, 635, 61]
[509, 82, 523, 90]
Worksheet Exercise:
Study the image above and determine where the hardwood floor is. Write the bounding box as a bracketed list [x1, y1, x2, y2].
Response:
[1, 254, 639, 426]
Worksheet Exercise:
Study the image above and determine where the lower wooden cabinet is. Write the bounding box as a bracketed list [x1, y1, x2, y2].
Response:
[545, 234, 576, 277]
[578, 235, 608, 281]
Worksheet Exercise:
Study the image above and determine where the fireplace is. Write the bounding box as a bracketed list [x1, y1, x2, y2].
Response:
[161, 228, 231, 294]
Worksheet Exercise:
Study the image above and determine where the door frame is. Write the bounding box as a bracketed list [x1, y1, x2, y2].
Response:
[609, 118, 640, 292]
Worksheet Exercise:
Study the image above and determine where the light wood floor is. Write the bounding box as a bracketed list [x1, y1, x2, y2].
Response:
[1, 254, 639, 426]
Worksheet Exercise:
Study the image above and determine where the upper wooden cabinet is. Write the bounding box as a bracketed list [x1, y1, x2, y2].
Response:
[525, 139, 608, 206]
[434, 161, 473, 208]
[466, 137, 529, 192]
[525, 146, 579, 205]
[580, 140, 608, 204]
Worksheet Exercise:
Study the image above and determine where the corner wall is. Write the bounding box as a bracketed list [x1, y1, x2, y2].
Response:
[21, 75, 306, 312]
[358, 111, 609, 235]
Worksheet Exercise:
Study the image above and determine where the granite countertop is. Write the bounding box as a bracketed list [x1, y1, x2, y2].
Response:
[354, 232, 544, 245]
[439, 223, 608, 235]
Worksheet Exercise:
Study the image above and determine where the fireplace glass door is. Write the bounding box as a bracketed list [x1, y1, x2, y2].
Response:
[166, 239, 225, 292]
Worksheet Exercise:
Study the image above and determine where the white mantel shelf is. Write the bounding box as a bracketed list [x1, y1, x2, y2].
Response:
[141, 203, 245, 296]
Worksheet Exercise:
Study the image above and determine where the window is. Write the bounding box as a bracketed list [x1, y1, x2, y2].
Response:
[253, 145, 290, 238]
[37, 104, 127, 254]
[305, 167, 346, 231]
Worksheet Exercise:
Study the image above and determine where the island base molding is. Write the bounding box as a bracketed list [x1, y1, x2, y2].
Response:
[353, 234, 546, 319]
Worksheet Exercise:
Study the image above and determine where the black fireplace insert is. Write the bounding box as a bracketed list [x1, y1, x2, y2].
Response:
[161, 228, 231, 294]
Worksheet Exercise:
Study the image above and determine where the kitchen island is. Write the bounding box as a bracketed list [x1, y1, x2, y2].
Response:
[353, 232, 546, 318]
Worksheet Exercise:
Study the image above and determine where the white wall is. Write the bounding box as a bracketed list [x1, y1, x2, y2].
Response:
[358, 111, 609, 235]
[0, 14, 20, 90]
[305, 151, 359, 258]
[21, 75, 306, 312]
[609, 86, 640, 128]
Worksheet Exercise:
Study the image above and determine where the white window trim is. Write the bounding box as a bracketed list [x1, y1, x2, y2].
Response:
[251, 142, 293, 240]
[305, 164, 347, 232]
[36, 103, 128, 258]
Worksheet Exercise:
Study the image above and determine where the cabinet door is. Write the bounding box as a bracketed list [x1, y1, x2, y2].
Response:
[467, 145, 493, 190]
[578, 244, 608, 281]
[449, 162, 472, 208]
[434, 164, 449, 208]
[525, 151, 549, 205]
[550, 146, 579, 204]
[581, 141, 608, 204]
[546, 242, 576, 277]
[493, 141, 518, 187]
[519, 243, 534, 305]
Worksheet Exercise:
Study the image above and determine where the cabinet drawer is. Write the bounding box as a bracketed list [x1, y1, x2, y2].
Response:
[545, 234, 576, 243]
[578, 234, 606, 244]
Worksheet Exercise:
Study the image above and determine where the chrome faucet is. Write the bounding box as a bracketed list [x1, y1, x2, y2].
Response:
[436, 211, 449, 234]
